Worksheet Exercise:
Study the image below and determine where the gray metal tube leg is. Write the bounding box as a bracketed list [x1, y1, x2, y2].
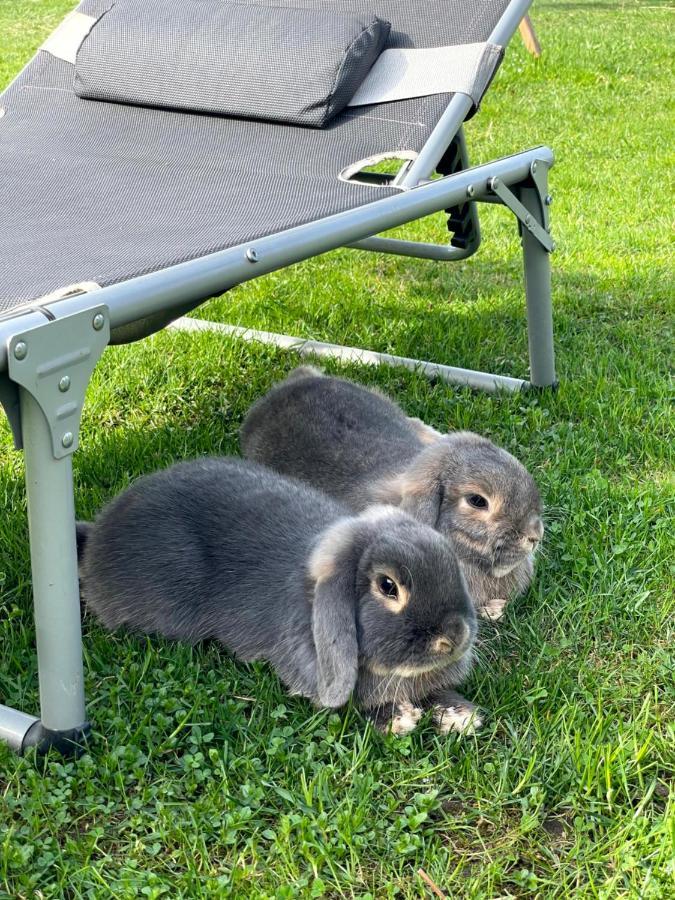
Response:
[521, 187, 556, 387]
[19, 389, 89, 753]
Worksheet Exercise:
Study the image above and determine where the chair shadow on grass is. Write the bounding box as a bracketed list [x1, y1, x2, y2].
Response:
[204, 251, 672, 386]
[0, 255, 670, 738]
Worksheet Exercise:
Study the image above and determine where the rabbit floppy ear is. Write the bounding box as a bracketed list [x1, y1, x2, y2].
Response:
[309, 520, 360, 708]
[407, 417, 443, 445]
[312, 573, 359, 707]
[398, 473, 442, 527]
[372, 463, 442, 529]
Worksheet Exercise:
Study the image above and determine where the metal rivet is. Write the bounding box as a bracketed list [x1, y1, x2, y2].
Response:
[489, 177, 499, 191]
[92, 312, 105, 331]
[246, 248, 259, 263]
[545, 194, 553, 206]
[525, 214, 532, 226]
[13, 341, 27, 360]
[58, 375, 71, 393]
[531, 161, 538, 173]
[466, 184, 475, 198]
[61, 432, 74, 448]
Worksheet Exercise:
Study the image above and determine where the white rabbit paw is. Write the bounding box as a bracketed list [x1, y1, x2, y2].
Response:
[480, 597, 508, 621]
[384, 702, 424, 736]
[433, 703, 483, 735]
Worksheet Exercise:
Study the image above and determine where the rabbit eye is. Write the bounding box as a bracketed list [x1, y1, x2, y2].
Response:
[467, 494, 489, 510]
[372, 573, 408, 612]
[376, 575, 399, 599]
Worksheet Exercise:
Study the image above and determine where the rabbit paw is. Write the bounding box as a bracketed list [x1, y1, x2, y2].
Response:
[480, 597, 508, 621]
[433, 703, 483, 735]
[385, 702, 424, 736]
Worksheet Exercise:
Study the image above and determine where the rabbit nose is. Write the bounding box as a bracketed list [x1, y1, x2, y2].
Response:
[431, 637, 453, 655]
[433, 618, 471, 657]
[525, 516, 544, 545]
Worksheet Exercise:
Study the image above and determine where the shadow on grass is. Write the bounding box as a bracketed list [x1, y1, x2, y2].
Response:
[200, 253, 673, 383]
[0, 253, 670, 711]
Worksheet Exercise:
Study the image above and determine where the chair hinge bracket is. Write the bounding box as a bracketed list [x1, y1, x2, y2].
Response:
[488, 165, 555, 253]
[5, 305, 109, 457]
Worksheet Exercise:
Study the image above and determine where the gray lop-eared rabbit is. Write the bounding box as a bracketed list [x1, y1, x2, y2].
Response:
[240, 368, 544, 621]
[78, 457, 481, 735]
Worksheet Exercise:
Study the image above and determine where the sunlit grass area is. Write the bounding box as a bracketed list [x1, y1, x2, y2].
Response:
[0, 1, 673, 896]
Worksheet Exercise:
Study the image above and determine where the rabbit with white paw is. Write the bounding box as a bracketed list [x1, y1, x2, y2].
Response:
[78, 457, 481, 735]
[240, 368, 544, 621]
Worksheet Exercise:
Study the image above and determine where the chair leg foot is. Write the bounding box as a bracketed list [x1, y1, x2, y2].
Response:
[21, 720, 91, 757]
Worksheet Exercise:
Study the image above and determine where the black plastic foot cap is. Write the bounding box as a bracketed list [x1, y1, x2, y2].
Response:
[523, 379, 559, 393]
[21, 720, 91, 757]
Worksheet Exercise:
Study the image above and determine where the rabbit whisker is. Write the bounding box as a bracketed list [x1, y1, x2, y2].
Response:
[367, 668, 398, 719]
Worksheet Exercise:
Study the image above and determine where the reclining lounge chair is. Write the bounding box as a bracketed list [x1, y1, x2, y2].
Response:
[0, 0, 555, 754]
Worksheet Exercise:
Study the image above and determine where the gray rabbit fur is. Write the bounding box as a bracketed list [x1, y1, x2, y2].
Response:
[78, 457, 481, 735]
[240, 367, 544, 621]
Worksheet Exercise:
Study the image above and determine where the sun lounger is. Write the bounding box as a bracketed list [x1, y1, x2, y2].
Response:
[0, 0, 555, 753]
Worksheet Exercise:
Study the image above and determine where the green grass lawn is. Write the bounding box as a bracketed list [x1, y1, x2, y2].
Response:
[1, 1, 673, 896]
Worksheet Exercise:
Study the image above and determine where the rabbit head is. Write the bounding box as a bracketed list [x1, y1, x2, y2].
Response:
[308, 506, 476, 707]
[375, 432, 544, 578]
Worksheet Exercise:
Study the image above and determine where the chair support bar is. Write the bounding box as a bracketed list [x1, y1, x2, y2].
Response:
[488, 175, 554, 252]
[169, 318, 529, 393]
[346, 236, 475, 261]
[0, 705, 39, 752]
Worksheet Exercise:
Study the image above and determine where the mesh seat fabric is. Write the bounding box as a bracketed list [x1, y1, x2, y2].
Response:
[0, 0, 511, 307]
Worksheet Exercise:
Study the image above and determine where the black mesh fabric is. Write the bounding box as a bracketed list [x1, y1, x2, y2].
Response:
[0, 0, 512, 307]
[75, 1, 391, 127]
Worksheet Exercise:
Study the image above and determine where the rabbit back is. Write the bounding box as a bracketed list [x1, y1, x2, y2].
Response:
[240, 370, 422, 506]
[79, 457, 345, 665]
